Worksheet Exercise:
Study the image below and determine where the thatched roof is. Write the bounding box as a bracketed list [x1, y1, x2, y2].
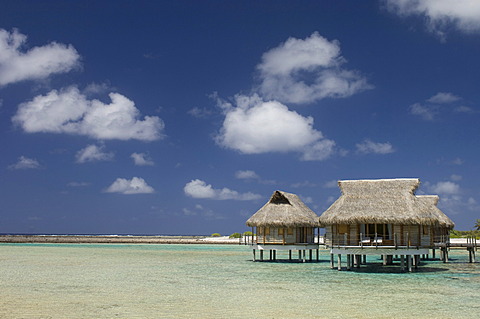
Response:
[318, 178, 444, 226]
[416, 195, 455, 229]
[246, 191, 319, 227]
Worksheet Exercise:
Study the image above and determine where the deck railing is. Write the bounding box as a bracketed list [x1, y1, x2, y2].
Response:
[326, 233, 452, 248]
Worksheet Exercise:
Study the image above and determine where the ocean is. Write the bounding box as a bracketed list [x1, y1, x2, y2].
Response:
[0, 243, 479, 318]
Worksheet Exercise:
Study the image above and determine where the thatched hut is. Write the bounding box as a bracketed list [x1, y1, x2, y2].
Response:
[246, 190, 320, 262]
[318, 178, 450, 271]
[416, 195, 454, 247]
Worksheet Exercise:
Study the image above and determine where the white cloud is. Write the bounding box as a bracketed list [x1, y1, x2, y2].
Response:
[12, 86, 164, 141]
[409, 103, 437, 121]
[105, 177, 155, 194]
[384, 0, 480, 39]
[131, 152, 154, 166]
[8, 156, 41, 169]
[410, 92, 467, 120]
[324, 180, 339, 188]
[188, 107, 213, 118]
[67, 182, 90, 187]
[0, 28, 80, 86]
[428, 181, 460, 195]
[450, 174, 462, 181]
[184, 179, 261, 201]
[454, 105, 477, 114]
[427, 92, 460, 104]
[215, 94, 335, 160]
[76, 144, 114, 163]
[356, 139, 395, 154]
[257, 32, 372, 104]
[452, 157, 464, 165]
[235, 170, 259, 180]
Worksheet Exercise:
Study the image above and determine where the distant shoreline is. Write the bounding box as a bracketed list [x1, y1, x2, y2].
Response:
[0, 235, 246, 245]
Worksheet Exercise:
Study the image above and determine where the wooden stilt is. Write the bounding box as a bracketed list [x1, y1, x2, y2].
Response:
[289, 250, 292, 261]
[362, 255, 366, 264]
[337, 254, 342, 271]
[330, 253, 334, 269]
[400, 255, 405, 272]
[347, 254, 351, 270]
[432, 248, 436, 259]
[253, 249, 256, 261]
[316, 249, 319, 261]
[260, 250, 264, 261]
[407, 255, 412, 272]
[309, 249, 312, 261]
[383, 255, 387, 266]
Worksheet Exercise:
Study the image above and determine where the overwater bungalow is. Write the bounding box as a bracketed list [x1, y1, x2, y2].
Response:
[246, 190, 320, 262]
[416, 195, 455, 260]
[318, 178, 448, 271]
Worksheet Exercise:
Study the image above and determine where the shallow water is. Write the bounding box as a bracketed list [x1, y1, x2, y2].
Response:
[0, 244, 479, 318]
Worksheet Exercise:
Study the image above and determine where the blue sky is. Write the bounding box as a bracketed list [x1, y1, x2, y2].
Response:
[1, 0, 480, 235]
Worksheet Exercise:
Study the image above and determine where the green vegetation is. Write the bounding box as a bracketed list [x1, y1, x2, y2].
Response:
[450, 229, 480, 239]
[475, 219, 480, 231]
[229, 232, 242, 238]
[243, 231, 254, 236]
[210, 233, 221, 237]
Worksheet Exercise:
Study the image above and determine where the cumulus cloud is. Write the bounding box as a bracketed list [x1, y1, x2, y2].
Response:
[12, 86, 164, 141]
[8, 156, 42, 170]
[409, 103, 438, 121]
[427, 92, 460, 104]
[428, 181, 460, 195]
[256, 32, 372, 104]
[215, 94, 335, 161]
[384, 0, 480, 39]
[409, 92, 463, 120]
[184, 179, 261, 201]
[0, 28, 80, 86]
[235, 170, 259, 180]
[105, 177, 155, 194]
[75, 144, 114, 163]
[356, 139, 395, 154]
[131, 152, 154, 166]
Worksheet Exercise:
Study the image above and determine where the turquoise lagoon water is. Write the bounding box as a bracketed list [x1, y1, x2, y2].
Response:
[0, 244, 479, 318]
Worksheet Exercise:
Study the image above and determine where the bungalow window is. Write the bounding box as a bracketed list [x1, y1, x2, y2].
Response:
[265, 227, 270, 235]
[287, 228, 293, 235]
[422, 225, 429, 235]
[366, 224, 390, 238]
[258, 228, 263, 235]
[278, 228, 284, 236]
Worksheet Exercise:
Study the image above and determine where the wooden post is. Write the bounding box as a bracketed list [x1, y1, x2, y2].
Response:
[309, 249, 312, 261]
[316, 249, 319, 261]
[407, 255, 412, 272]
[337, 254, 342, 271]
[260, 250, 264, 261]
[330, 253, 334, 269]
[383, 255, 387, 266]
[347, 254, 351, 270]
[253, 249, 256, 261]
[362, 255, 366, 264]
[400, 255, 405, 272]
[289, 250, 292, 261]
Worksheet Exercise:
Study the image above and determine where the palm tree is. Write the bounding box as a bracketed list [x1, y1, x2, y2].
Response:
[475, 219, 480, 231]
